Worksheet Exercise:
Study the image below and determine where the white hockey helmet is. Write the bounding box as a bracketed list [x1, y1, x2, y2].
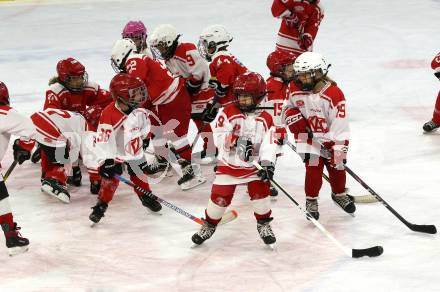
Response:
[198, 25, 233, 61]
[148, 24, 180, 60]
[111, 38, 137, 73]
[294, 52, 329, 75]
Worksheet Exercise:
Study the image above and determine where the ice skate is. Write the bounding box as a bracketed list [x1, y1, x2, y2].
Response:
[144, 155, 168, 175]
[257, 217, 276, 247]
[306, 198, 319, 220]
[1, 223, 29, 256]
[331, 190, 356, 215]
[178, 160, 206, 190]
[139, 191, 162, 212]
[423, 120, 440, 132]
[89, 200, 108, 225]
[191, 220, 217, 245]
[41, 178, 70, 203]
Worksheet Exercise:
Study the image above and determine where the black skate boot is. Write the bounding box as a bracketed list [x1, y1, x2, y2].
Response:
[1, 223, 29, 256]
[139, 191, 162, 212]
[332, 191, 356, 214]
[177, 160, 206, 190]
[90, 180, 101, 195]
[192, 220, 217, 245]
[257, 217, 276, 245]
[41, 178, 70, 203]
[89, 200, 108, 224]
[423, 120, 440, 132]
[67, 166, 82, 187]
[144, 155, 168, 175]
[306, 198, 319, 220]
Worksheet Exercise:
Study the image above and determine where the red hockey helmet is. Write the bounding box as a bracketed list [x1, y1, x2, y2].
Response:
[56, 57, 88, 92]
[266, 50, 297, 81]
[109, 73, 148, 110]
[232, 72, 266, 112]
[0, 81, 10, 105]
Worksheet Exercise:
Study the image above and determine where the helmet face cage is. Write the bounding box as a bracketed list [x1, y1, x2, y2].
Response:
[198, 38, 217, 61]
[64, 72, 88, 92]
[294, 52, 329, 90]
[126, 85, 148, 108]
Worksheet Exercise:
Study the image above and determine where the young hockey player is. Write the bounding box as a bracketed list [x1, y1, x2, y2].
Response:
[271, 0, 324, 56]
[89, 73, 162, 224]
[149, 24, 216, 162]
[422, 52, 440, 132]
[111, 38, 206, 190]
[121, 20, 152, 56]
[197, 25, 248, 121]
[44, 57, 112, 194]
[0, 81, 34, 255]
[264, 50, 297, 197]
[29, 108, 97, 203]
[283, 52, 355, 220]
[192, 72, 278, 247]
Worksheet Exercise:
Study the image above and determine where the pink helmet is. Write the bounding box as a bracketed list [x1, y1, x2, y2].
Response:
[122, 21, 147, 39]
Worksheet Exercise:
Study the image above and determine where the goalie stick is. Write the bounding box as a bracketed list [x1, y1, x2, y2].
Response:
[315, 141, 437, 235]
[285, 141, 377, 203]
[253, 161, 384, 258]
[115, 175, 237, 226]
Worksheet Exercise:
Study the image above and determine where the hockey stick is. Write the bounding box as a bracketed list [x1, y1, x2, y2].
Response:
[316, 142, 437, 234]
[3, 160, 18, 181]
[115, 174, 237, 226]
[253, 161, 383, 258]
[285, 141, 377, 203]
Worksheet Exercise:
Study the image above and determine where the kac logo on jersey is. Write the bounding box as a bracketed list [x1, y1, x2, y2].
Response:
[296, 100, 305, 107]
[126, 137, 141, 156]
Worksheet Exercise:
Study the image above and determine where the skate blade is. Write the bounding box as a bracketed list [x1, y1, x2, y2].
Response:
[41, 185, 70, 204]
[8, 245, 29, 256]
[181, 177, 207, 191]
[90, 221, 98, 227]
[266, 243, 277, 251]
[332, 201, 355, 217]
[270, 196, 278, 202]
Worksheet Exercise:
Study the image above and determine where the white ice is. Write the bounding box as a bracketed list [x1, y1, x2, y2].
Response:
[0, 0, 439, 291]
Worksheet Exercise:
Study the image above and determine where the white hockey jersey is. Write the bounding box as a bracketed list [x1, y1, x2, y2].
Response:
[94, 102, 150, 165]
[0, 106, 35, 165]
[30, 108, 96, 168]
[284, 80, 350, 153]
[213, 104, 277, 185]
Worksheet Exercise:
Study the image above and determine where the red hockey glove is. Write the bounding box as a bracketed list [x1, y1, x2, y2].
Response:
[299, 34, 313, 51]
[284, 107, 308, 135]
[83, 105, 104, 131]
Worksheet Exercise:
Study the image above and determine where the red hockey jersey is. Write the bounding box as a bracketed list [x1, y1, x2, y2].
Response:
[44, 81, 112, 113]
[272, 0, 324, 55]
[125, 54, 183, 106]
[209, 51, 248, 107]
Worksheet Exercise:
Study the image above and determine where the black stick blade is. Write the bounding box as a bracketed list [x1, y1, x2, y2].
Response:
[352, 246, 384, 258]
[409, 224, 437, 234]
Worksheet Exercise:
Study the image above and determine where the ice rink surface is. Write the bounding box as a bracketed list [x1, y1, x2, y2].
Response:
[0, 0, 439, 291]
